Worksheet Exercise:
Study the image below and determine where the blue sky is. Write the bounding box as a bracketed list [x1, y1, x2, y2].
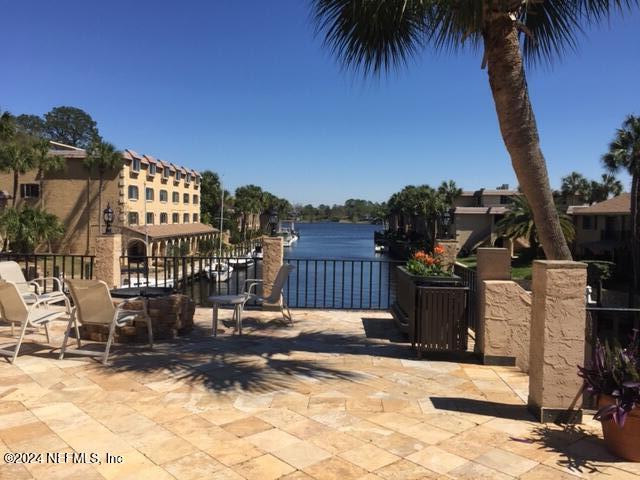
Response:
[1, 1, 638, 205]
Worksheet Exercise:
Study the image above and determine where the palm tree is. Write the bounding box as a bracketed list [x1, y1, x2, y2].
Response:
[437, 180, 462, 207]
[588, 173, 623, 203]
[561, 171, 591, 204]
[85, 141, 123, 235]
[497, 195, 574, 259]
[32, 140, 65, 210]
[0, 206, 64, 253]
[0, 141, 36, 207]
[312, 1, 638, 260]
[603, 115, 640, 303]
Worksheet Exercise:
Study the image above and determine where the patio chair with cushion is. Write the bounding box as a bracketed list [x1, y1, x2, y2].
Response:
[209, 263, 294, 336]
[60, 279, 153, 365]
[0, 280, 71, 363]
[0, 261, 70, 336]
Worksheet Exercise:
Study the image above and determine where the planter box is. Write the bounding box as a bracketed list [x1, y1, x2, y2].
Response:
[391, 266, 468, 356]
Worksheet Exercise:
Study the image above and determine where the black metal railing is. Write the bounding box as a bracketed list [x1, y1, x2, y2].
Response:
[0, 253, 94, 290]
[586, 306, 640, 351]
[283, 258, 404, 310]
[454, 262, 478, 332]
[120, 255, 262, 307]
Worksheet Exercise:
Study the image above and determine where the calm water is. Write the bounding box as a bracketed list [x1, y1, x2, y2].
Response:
[282, 223, 398, 309]
[177, 223, 399, 309]
[285, 222, 385, 260]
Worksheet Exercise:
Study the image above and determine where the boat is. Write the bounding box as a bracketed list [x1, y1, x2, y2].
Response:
[204, 261, 234, 282]
[121, 276, 175, 288]
[278, 220, 299, 247]
[228, 254, 254, 269]
[374, 244, 388, 253]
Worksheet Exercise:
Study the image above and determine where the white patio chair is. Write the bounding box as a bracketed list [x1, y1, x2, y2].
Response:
[60, 279, 153, 365]
[0, 261, 70, 336]
[0, 281, 71, 363]
[209, 264, 294, 336]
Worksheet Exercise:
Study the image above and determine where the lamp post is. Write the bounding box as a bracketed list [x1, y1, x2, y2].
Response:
[268, 209, 279, 237]
[103, 203, 114, 234]
[440, 208, 454, 239]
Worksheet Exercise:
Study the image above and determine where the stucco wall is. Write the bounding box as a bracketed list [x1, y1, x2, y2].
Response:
[482, 280, 532, 372]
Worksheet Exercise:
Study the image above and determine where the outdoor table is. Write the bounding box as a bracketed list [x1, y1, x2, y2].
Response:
[208, 294, 250, 336]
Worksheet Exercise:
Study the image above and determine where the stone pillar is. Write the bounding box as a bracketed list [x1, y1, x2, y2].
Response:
[528, 260, 587, 423]
[476, 248, 511, 355]
[261, 235, 283, 310]
[94, 234, 122, 289]
[435, 239, 458, 272]
[481, 280, 532, 370]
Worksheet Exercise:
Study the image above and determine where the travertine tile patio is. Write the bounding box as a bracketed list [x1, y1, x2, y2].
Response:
[0, 308, 637, 479]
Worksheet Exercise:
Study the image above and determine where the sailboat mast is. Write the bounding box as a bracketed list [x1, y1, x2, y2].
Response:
[218, 182, 224, 258]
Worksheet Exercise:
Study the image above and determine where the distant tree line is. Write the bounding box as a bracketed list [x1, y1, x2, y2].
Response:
[294, 199, 387, 223]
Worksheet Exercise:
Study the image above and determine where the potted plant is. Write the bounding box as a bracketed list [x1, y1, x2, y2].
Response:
[401, 244, 461, 285]
[579, 332, 640, 461]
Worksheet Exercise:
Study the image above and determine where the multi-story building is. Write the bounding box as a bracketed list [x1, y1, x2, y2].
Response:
[569, 193, 631, 261]
[452, 187, 521, 254]
[0, 142, 216, 255]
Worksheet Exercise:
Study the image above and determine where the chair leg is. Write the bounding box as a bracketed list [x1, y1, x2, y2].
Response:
[43, 322, 51, 344]
[11, 322, 29, 364]
[59, 312, 74, 360]
[103, 319, 118, 365]
[282, 299, 293, 326]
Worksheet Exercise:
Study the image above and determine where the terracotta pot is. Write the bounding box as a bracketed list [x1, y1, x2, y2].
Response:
[598, 395, 640, 461]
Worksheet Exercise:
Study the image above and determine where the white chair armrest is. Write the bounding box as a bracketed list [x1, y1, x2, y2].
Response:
[31, 276, 63, 292]
[27, 280, 41, 295]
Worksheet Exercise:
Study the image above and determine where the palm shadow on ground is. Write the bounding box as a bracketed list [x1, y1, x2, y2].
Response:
[104, 315, 412, 394]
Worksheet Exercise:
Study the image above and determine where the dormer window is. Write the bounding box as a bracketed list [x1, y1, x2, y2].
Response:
[132, 158, 141, 172]
[162, 167, 169, 179]
[175, 171, 182, 182]
[148, 163, 156, 176]
[185, 174, 191, 185]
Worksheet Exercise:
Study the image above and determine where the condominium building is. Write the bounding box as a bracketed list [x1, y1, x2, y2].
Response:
[0, 142, 216, 255]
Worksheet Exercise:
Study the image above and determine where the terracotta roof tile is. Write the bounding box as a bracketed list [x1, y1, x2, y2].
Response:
[123, 223, 217, 240]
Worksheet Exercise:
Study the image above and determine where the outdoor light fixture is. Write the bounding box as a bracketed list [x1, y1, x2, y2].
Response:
[268, 209, 279, 237]
[103, 203, 114, 234]
[439, 208, 454, 239]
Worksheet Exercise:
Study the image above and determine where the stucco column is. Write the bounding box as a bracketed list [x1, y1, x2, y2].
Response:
[94, 234, 122, 289]
[528, 260, 587, 423]
[261, 235, 283, 310]
[481, 280, 532, 370]
[435, 239, 458, 272]
[476, 248, 511, 356]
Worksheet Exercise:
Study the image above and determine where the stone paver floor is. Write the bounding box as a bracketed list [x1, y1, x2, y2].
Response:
[0, 308, 637, 479]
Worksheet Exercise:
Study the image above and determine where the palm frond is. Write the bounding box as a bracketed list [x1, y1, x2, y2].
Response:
[312, 0, 432, 74]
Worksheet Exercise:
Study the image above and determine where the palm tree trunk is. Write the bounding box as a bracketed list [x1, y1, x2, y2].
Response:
[630, 173, 639, 307]
[12, 171, 18, 207]
[39, 168, 45, 210]
[483, 16, 572, 260]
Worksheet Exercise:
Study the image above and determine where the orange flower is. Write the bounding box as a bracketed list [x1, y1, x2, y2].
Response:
[433, 244, 445, 255]
[424, 254, 436, 266]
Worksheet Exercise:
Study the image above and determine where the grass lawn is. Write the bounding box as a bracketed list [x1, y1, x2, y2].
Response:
[457, 254, 532, 280]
